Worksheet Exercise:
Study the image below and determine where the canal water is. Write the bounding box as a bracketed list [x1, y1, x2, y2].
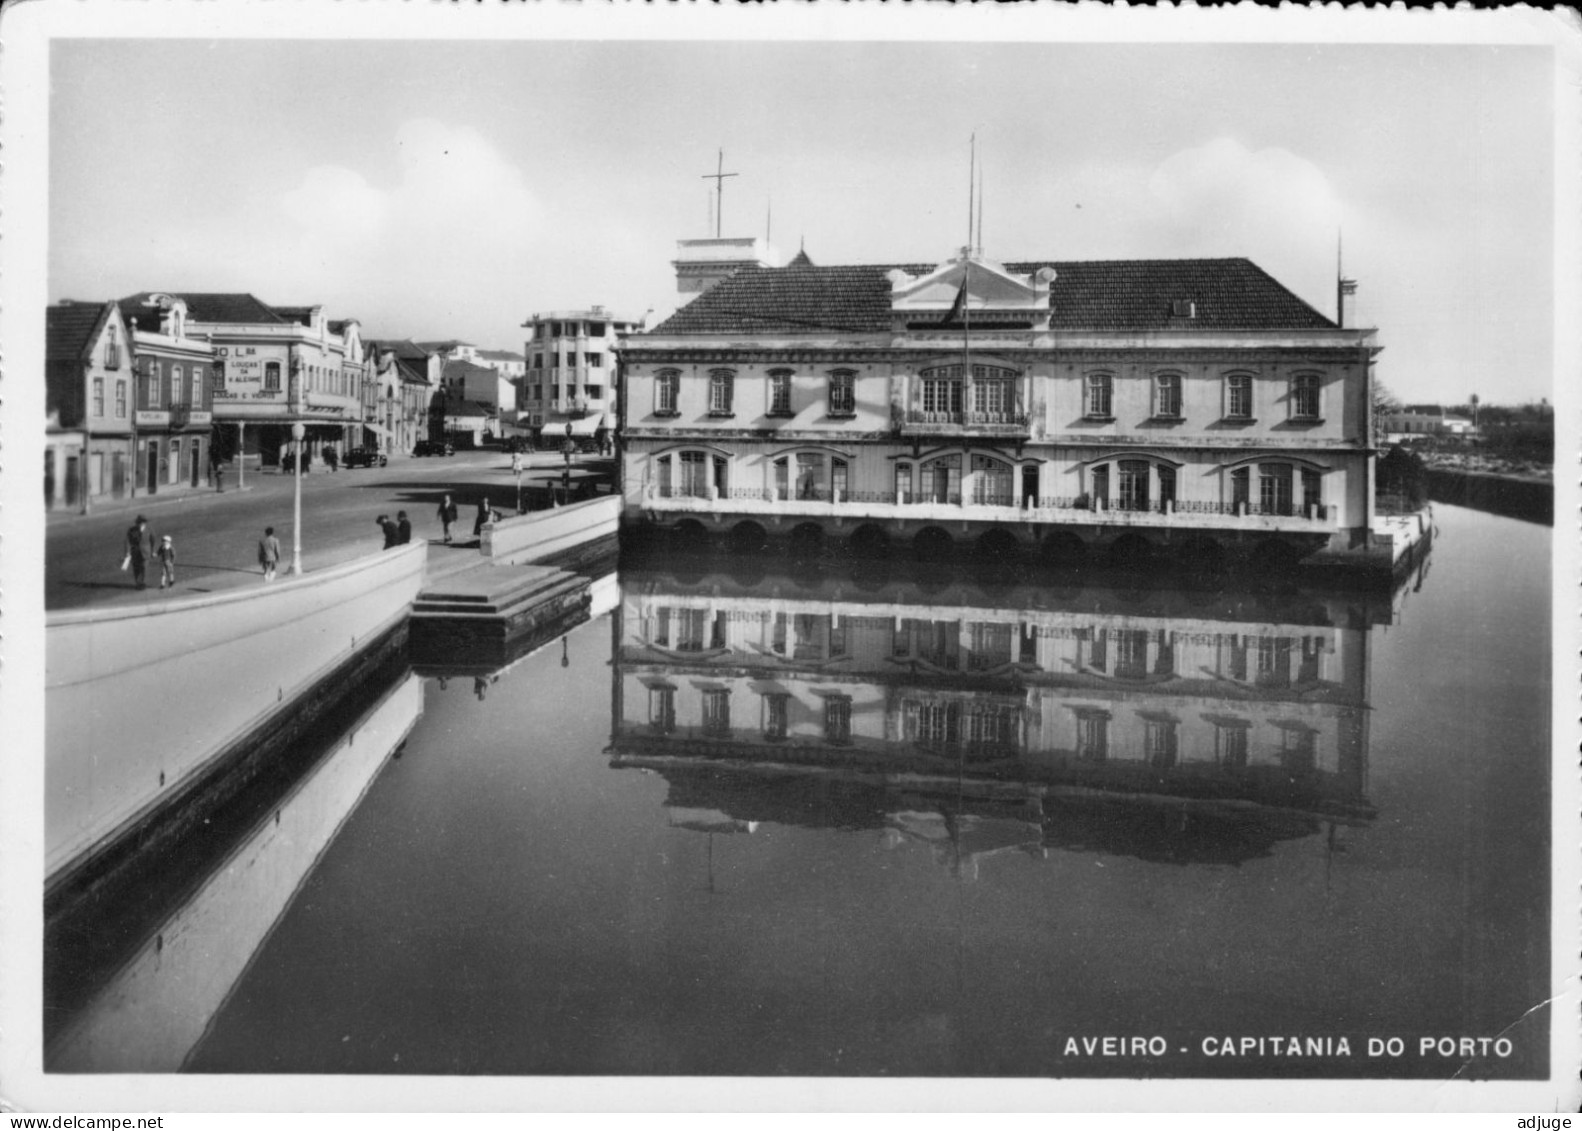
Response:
[51, 504, 1553, 1079]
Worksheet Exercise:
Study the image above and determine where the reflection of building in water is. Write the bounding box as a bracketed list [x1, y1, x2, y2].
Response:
[611, 568, 1380, 869]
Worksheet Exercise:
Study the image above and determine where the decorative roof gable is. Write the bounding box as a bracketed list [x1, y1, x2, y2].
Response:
[886, 250, 1054, 330]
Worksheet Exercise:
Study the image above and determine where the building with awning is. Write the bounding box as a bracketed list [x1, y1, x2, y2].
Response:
[119, 292, 369, 469]
[520, 305, 642, 441]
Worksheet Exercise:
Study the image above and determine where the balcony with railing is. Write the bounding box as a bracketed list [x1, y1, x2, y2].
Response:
[901, 408, 1031, 438]
[639, 480, 1337, 532]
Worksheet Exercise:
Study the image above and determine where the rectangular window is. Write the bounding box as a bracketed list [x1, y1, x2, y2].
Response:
[895, 462, 913, 504]
[768, 371, 792, 415]
[147, 360, 163, 409]
[1227, 374, 1252, 418]
[973, 376, 1015, 416]
[648, 687, 676, 734]
[1086, 374, 1112, 418]
[1231, 467, 1250, 509]
[1075, 711, 1109, 762]
[1145, 720, 1179, 767]
[263, 361, 280, 393]
[795, 452, 825, 500]
[115, 380, 127, 418]
[763, 694, 789, 741]
[586, 352, 603, 368]
[585, 384, 603, 401]
[587, 321, 605, 337]
[1216, 723, 1250, 768]
[655, 371, 679, 415]
[1259, 464, 1294, 516]
[702, 690, 731, 735]
[92, 378, 104, 417]
[679, 450, 708, 497]
[1292, 374, 1321, 419]
[824, 697, 852, 745]
[1117, 460, 1150, 511]
[1154, 374, 1182, 418]
[708, 370, 734, 415]
[832, 458, 847, 500]
[828, 371, 855, 415]
[921, 375, 963, 415]
[172, 364, 185, 405]
[1302, 470, 1323, 511]
[105, 325, 120, 369]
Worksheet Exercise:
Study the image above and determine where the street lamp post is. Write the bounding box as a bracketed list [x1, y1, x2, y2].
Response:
[289, 421, 305, 576]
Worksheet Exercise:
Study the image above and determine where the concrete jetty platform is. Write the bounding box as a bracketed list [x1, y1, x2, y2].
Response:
[409, 563, 591, 668]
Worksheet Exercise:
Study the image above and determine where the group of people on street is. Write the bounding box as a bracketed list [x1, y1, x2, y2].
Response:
[376, 511, 413, 550]
[122, 515, 176, 591]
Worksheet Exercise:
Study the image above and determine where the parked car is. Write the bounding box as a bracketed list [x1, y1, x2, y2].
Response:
[413, 440, 455, 457]
[343, 447, 388, 469]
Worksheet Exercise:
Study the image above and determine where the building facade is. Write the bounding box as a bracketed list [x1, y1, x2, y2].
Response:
[367, 340, 442, 454]
[45, 301, 136, 510]
[118, 295, 218, 494]
[619, 248, 1381, 570]
[520, 306, 641, 441]
[123, 293, 368, 469]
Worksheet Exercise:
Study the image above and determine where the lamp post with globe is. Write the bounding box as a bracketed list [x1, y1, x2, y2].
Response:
[289, 421, 305, 576]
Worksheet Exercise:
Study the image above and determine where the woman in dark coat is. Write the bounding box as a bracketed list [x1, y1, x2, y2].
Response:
[473, 498, 492, 539]
[437, 494, 459, 543]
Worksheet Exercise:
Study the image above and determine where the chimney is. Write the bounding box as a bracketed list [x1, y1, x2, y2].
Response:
[1337, 277, 1358, 328]
[672, 236, 772, 305]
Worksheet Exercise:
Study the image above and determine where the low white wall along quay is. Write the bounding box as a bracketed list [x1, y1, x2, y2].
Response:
[45, 542, 427, 889]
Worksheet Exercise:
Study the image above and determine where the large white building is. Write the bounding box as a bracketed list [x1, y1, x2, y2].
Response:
[618, 243, 1382, 573]
[520, 306, 643, 441]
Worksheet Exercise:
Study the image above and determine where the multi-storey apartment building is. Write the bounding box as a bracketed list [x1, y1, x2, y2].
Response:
[608, 564, 1378, 870]
[620, 246, 1382, 571]
[121, 293, 368, 469]
[117, 295, 218, 494]
[520, 306, 641, 443]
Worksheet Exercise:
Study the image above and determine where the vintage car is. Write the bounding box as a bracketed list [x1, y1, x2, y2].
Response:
[413, 440, 455, 457]
[343, 447, 388, 468]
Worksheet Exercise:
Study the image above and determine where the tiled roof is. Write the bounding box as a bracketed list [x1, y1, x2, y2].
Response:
[650, 258, 1336, 335]
[370, 339, 435, 363]
[443, 359, 501, 381]
[441, 395, 494, 418]
[47, 301, 111, 364]
[477, 349, 524, 362]
[121, 292, 289, 325]
[271, 305, 319, 326]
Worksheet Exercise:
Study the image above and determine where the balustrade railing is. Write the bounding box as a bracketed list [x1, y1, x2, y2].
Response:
[905, 409, 1029, 427]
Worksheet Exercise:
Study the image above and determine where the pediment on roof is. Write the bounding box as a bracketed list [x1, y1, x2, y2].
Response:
[887, 252, 1054, 322]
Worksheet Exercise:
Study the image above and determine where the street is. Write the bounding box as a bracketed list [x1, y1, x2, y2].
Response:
[45, 449, 597, 611]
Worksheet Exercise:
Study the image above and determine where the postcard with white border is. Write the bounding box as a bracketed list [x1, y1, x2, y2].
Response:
[2, 0, 1577, 1115]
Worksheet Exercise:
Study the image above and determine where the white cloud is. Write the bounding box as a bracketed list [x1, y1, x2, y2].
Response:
[279, 166, 388, 242]
[1144, 138, 1344, 299]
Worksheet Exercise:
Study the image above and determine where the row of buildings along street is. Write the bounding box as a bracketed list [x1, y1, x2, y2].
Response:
[44, 291, 641, 511]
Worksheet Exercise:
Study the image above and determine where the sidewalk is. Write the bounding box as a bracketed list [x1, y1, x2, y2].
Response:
[45, 449, 611, 612]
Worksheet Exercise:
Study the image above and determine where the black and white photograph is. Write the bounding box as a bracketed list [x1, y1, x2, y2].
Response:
[2, 2, 1577, 1115]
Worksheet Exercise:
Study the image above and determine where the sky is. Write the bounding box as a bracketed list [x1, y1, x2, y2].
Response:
[46, 34, 1557, 406]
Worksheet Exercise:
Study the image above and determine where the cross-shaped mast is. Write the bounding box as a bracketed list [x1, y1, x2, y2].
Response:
[701, 148, 739, 238]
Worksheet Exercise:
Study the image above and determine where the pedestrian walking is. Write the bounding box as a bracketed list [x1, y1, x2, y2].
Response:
[125, 515, 156, 589]
[474, 498, 492, 539]
[324, 446, 338, 473]
[510, 451, 522, 477]
[593, 421, 609, 456]
[437, 494, 459, 543]
[396, 510, 412, 545]
[377, 514, 400, 550]
[258, 526, 282, 582]
[561, 436, 575, 471]
[156, 535, 177, 590]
